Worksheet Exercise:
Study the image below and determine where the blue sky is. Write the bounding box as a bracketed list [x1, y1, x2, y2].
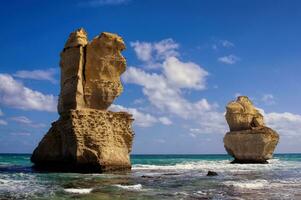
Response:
[0, 0, 300, 154]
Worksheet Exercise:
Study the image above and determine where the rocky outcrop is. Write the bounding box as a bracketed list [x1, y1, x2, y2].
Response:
[31, 110, 133, 172]
[84, 32, 126, 110]
[223, 96, 279, 163]
[225, 96, 265, 131]
[31, 28, 134, 172]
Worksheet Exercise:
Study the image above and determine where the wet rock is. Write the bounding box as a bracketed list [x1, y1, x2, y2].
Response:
[206, 171, 218, 176]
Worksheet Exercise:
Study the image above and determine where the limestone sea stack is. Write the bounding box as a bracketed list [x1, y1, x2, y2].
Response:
[223, 96, 279, 163]
[31, 28, 134, 172]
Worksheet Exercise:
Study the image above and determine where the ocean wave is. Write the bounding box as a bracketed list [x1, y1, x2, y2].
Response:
[132, 159, 301, 174]
[114, 184, 144, 191]
[64, 188, 93, 194]
[224, 179, 268, 189]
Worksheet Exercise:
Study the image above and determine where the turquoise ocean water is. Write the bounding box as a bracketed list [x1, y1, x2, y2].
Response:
[0, 154, 301, 199]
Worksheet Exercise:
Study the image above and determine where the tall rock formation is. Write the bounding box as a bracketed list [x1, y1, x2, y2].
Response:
[223, 96, 279, 163]
[31, 28, 134, 172]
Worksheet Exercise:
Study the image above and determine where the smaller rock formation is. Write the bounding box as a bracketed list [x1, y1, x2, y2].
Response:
[207, 171, 218, 176]
[223, 96, 279, 163]
[31, 28, 134, 172]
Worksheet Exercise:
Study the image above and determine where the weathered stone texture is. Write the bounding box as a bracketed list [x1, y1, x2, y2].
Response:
[84, 32, 126, 110]
[31, 28, 134, 172]
[223, 96, 279, 163]
[225, 96, 265, 131]
[31, 110, 134, 172]
[224, 127, 279, 163]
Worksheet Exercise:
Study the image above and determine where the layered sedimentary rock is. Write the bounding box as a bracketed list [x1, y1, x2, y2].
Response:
[31, 28, 134, 172]
[84, 32, 126, 110]
[223, 96, 279, 163]
[31, 110, 133, 172]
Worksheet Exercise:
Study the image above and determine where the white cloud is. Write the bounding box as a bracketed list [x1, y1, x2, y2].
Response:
[130, 41, 153, 62]
[79, 0, 130, 7]
[126, 38, 230, 135]
[10, 116, 32, 124]
[218, 54, 240, 64]
[158, 117, 172, 125]
[133, 98, 145, 105]
[14, 68, 57, 84]
[262, 94, 276, 105]
[10, 132, 31, 136]
[123, 65, 212, 119]
[163, 57, 209, 90]
[130, 38, 179, 68]
[109, 104, 170, 127]
[0, 119, 7, 126]
[123, 66, 226, 134]
[265, 112, 301, 136]
[153, 39, 179, 60]
[0, 74, 57, 112]
[10, 116, 46, 128]
[221, 40, 234, 48]
[212, 39, 234, 50]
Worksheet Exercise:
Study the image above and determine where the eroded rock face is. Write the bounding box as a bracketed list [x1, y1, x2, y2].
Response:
[31, 28, 134, 172]
[223, 96, 279, 163]
[84, 32, 126, 110]
[57, 29, 126, 113]
[31, 110, 134, 172]
[225, 96, 265, 131]
[58, 29, 87, 114]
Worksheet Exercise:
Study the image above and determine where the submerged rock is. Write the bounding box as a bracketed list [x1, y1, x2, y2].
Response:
[206, 171, 218, 176]
[223, 96, 279, 164]
[31, 28, 134, 172]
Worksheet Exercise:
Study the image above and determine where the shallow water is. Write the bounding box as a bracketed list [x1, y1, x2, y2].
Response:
[0, 154, 300, 199]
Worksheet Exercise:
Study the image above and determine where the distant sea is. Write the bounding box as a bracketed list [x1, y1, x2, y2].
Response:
[0, 154, 301, 200]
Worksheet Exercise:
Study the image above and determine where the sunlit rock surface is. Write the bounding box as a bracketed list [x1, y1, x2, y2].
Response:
[31, 28, 134, 172]
[224, 96, 279, 163]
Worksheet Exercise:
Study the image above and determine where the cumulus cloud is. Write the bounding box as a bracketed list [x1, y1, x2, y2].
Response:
[14, 68, 57, 84]
[124, 64, 225, 133]
[123, 65, 212, 119]
[153, 39, 179, 60]
[218, 54, 240, 64]
[109, 104, 171, 127]
[125, 38, 227, 134]
[130, 41, 153, 62]
[163, 57, 208, 90]
[0, 119, 7, 126]
[130, 38, 179, 68]
[158, 117, 172, 125]
[0, 74, 57, 112]
[265, 112, 301, 136]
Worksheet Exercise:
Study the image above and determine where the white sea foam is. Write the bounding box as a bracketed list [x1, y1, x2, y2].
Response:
[133, 159, 301, 175]
[114, 184, 143, 191]
[224, 180, 269, 189]
[64, 188, 93, 194]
